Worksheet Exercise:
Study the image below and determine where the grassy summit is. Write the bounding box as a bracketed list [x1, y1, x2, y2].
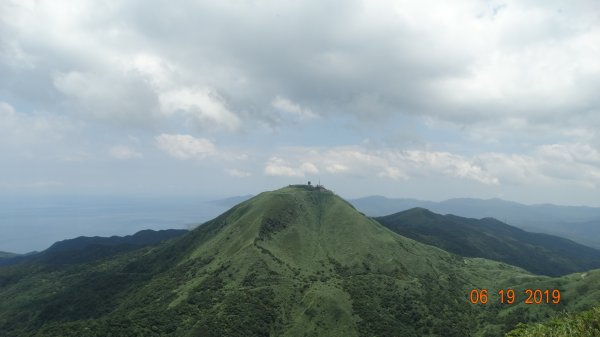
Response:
[1, 186, 600, 336]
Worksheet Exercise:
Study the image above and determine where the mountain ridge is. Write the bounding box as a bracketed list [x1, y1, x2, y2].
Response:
[0, 229, 187, 267]
[351, 196, 600, 248]
[375, 208, 600, 276]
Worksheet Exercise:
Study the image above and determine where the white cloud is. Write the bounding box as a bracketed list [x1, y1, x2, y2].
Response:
[109, 145, 142, 160]
[378, 166, 408, 180]
[403, 150, 499, 185]
[536, 143, 600, 166]
[155, 134, 216, 160]
[326, 163, 349, 173]
[272, 96, 318, 121]
[272, 146, 500, 185]
[225, 168, 252, 177]
[300, 162, 319, 174]
[264, 157, 319, 177]
[159, 87, 241, 132]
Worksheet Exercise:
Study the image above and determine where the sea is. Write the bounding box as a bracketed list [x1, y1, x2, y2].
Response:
[0, 195, 232, 254]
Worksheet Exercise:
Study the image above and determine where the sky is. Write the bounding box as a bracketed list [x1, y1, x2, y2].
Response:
[1, 0, 600, 206]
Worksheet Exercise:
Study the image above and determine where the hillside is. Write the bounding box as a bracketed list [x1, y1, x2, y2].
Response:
[351, 196, 600, 248]
[506, 306, 600, 337]
[0, 229, 187, 267]
[45, 229, 188, 252]
[1, 186, 599, 336]
[0, 252, 16, 258]
[0, 252, 17, 261]
[375, 208, 600, 276]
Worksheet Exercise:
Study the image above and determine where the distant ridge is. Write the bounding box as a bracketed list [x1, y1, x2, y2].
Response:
[45, 229, 188, 252]
[351, 196, 600, 248]
[375, 207, 600, 276]
[0, 229, 187, 267]
[0, 252, 17, 259]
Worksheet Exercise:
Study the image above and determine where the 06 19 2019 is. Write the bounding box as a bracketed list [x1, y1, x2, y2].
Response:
[468, 289, 561, 305]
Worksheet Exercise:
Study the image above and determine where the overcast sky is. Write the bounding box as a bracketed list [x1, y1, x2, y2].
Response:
[1, 0, 600, 206]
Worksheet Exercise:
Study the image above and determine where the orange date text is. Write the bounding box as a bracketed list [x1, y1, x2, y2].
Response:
[468, 289, 561, 305]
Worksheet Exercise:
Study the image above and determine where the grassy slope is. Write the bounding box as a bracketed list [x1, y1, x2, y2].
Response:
[506, 306, 600, 337]
[0, 186, 599, 336]
[375, 208, 600, 276]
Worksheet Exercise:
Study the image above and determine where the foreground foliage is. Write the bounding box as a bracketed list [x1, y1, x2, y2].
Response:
[506, 306, 600, 337]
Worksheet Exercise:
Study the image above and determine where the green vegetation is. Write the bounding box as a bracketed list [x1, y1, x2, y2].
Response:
[0, 229, 187, 267]
[0, 252, 17, 259]
[0, 186, 599, 336]
[352, 196, 600, 249]
[376, 207, 600, 276]
[506, 306, 600, 337]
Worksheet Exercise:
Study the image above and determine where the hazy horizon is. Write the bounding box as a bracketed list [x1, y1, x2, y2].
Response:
[3, 189, 600, 254]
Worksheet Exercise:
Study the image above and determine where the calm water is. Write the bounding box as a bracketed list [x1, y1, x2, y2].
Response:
[0, 196, 230, 254]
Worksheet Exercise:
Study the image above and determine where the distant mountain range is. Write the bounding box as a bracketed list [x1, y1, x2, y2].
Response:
[375, 208, 600, 276]
[351, 196, 600, 248]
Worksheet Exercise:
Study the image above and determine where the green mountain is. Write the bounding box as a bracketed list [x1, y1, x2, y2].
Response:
[375, 208, 600, 276]
[351, 196, 600, 249]
[1, 186, 600, 336]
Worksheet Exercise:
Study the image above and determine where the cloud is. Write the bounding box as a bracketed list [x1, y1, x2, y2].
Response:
[264, 157, 319, 177]
[225, 168, 252, 177]
[272, 142, 600, 188]
[159, 87, 241, 131]
[536, 143, 600, 166]
[326, 163, 349, 173]
[2, 0, 600, 205]
[155, 133, 216, 160]
[403, 150, 499, 185]
[3, 0, 598, 137]
[479, 143, 600, 188]
[378, 166, 408, 180]
[53, 70, 161, 127]
[271, 146, 500, 185]
[272, 96, 318, 121]
[109, 145, 142, 159]
[0, 101, 73, 147]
